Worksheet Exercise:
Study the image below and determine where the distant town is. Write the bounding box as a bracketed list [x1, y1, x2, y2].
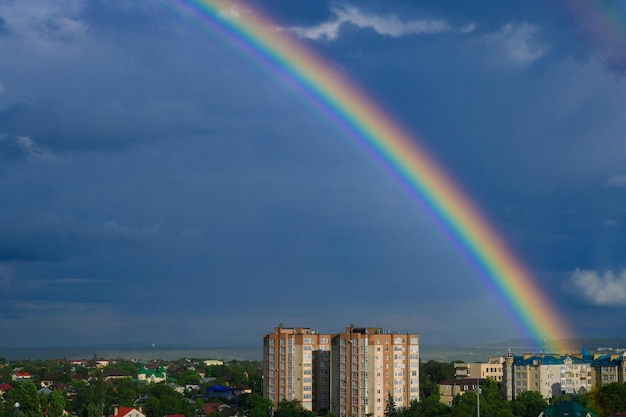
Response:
[2, 325, 626, 417]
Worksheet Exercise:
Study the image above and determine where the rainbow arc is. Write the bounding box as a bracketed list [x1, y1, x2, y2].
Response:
[168, 0, 574, 353]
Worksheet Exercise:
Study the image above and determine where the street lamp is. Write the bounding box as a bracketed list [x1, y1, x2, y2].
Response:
[476, 379, 480, 417]
[14, 401, 20, 417]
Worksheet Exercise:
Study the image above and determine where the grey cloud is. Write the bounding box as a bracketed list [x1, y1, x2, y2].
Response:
[0, 134, 55, 162]
[563, 269, 626, 306]
[288, 4, 450, 41]
[0, 16, 9, 35]
[606, 175, 626, 188]
[477, 22, 549, 67]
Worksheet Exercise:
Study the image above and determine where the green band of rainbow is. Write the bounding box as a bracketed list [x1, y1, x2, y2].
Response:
[169, 0, 573, 352]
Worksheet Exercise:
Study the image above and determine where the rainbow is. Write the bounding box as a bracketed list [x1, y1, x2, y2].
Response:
[166, 0, 573, 352]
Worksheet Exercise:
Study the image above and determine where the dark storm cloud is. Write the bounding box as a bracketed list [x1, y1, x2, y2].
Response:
[0, 16, 9, 36]
[1, 0, 626, 347]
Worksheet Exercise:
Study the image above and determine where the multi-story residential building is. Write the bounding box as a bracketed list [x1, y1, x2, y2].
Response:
[263, 325, 419, 417]
[590, 351, 626, 385]
[454, 357, 504, 382]
[502, 350, 592, 400]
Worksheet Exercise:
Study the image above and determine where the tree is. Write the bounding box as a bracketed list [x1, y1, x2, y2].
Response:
[404, 397, 449, 417]
[274, 400, 314, 417]
[91, 367, 107, 417]
[420, 361, 455, 384]
[177, 370, 201, 386]
[142, 383, 184, 417]
[109, 378, 139, 407]
[449, 379, 513, 417]
[69, 379, 94, 417]
[243, 394, 273, 417]
[11, 382, 43, 417]
[43, 391, 66, 417]
[384, 394, 400, 417]
[588, 382, 626, 417]
[510, 391, 548, 417]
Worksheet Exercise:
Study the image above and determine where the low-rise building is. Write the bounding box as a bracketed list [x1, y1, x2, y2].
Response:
[454, 357, 504, 382]
[438, 378, 482, 406]
[138, 365, 167, 383]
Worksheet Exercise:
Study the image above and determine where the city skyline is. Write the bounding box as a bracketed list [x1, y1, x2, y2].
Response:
[1, 1, 626, 347]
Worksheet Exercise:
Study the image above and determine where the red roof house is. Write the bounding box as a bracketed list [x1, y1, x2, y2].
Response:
[109, 407, 146, 417]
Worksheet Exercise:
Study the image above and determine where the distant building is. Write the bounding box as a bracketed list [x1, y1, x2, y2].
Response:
[454, 357, 504, 382]
[501, 349, 626, 401]
[502, 349, 597, 400]
[590, 351, 626, 386]
[0, 383, 14, 395]
[438, 378, 482, 406]
[12, 371, 33, 381]
[104, 369, 132, 381]
[109, 407, 146, 417]
[262, 325, 420, 417]
[203, 360, 224, 367]
[138, 365, 167, 383]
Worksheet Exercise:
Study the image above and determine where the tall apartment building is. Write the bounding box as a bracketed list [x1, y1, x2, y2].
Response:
[263, 325, 420, 417]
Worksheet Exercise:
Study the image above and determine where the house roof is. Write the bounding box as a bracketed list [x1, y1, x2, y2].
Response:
[109, 407, 145, 417]
[542, 401, 595, 417]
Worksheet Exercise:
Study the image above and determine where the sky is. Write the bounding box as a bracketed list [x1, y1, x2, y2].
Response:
[1, 0, 626, 349]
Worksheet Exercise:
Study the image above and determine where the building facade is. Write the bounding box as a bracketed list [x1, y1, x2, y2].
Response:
[454, 357, 504, 382]
[263, 325, 419, 417]
[438, 378, 481, 406]
[502, 350, 595, 400]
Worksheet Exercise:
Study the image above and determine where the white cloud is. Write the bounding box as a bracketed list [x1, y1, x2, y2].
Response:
[460, 23, 477, 34]
[606, 174, 626, 188]
[563, 269, 626, 306]
[481, 22, 549, 66]
[288, 4, 450, 41]
[15, 135, 55, 160]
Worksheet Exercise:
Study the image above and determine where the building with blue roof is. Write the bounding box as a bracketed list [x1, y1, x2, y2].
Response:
[502, 349, 626, 401]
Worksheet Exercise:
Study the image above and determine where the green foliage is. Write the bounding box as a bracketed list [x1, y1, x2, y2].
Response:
[10, 382, 43, 417]
[42, 390, 66, 417]
[205, 360, 261, 388]
[588, 382, 626, 417]
[243, 394, 273, 417]
[176, 370, 201, 386]
[420, 360, 455, 384]
[104, 360, 140, 377]
[142, 383, 186, 417]
[274, 400, 314, 417]
[109, 378, 139, 407]
[404, 397, 449, 417]
[69, 379, 94, 417]
[384, 394, 400, 417]
[510, 391, 548, 417]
